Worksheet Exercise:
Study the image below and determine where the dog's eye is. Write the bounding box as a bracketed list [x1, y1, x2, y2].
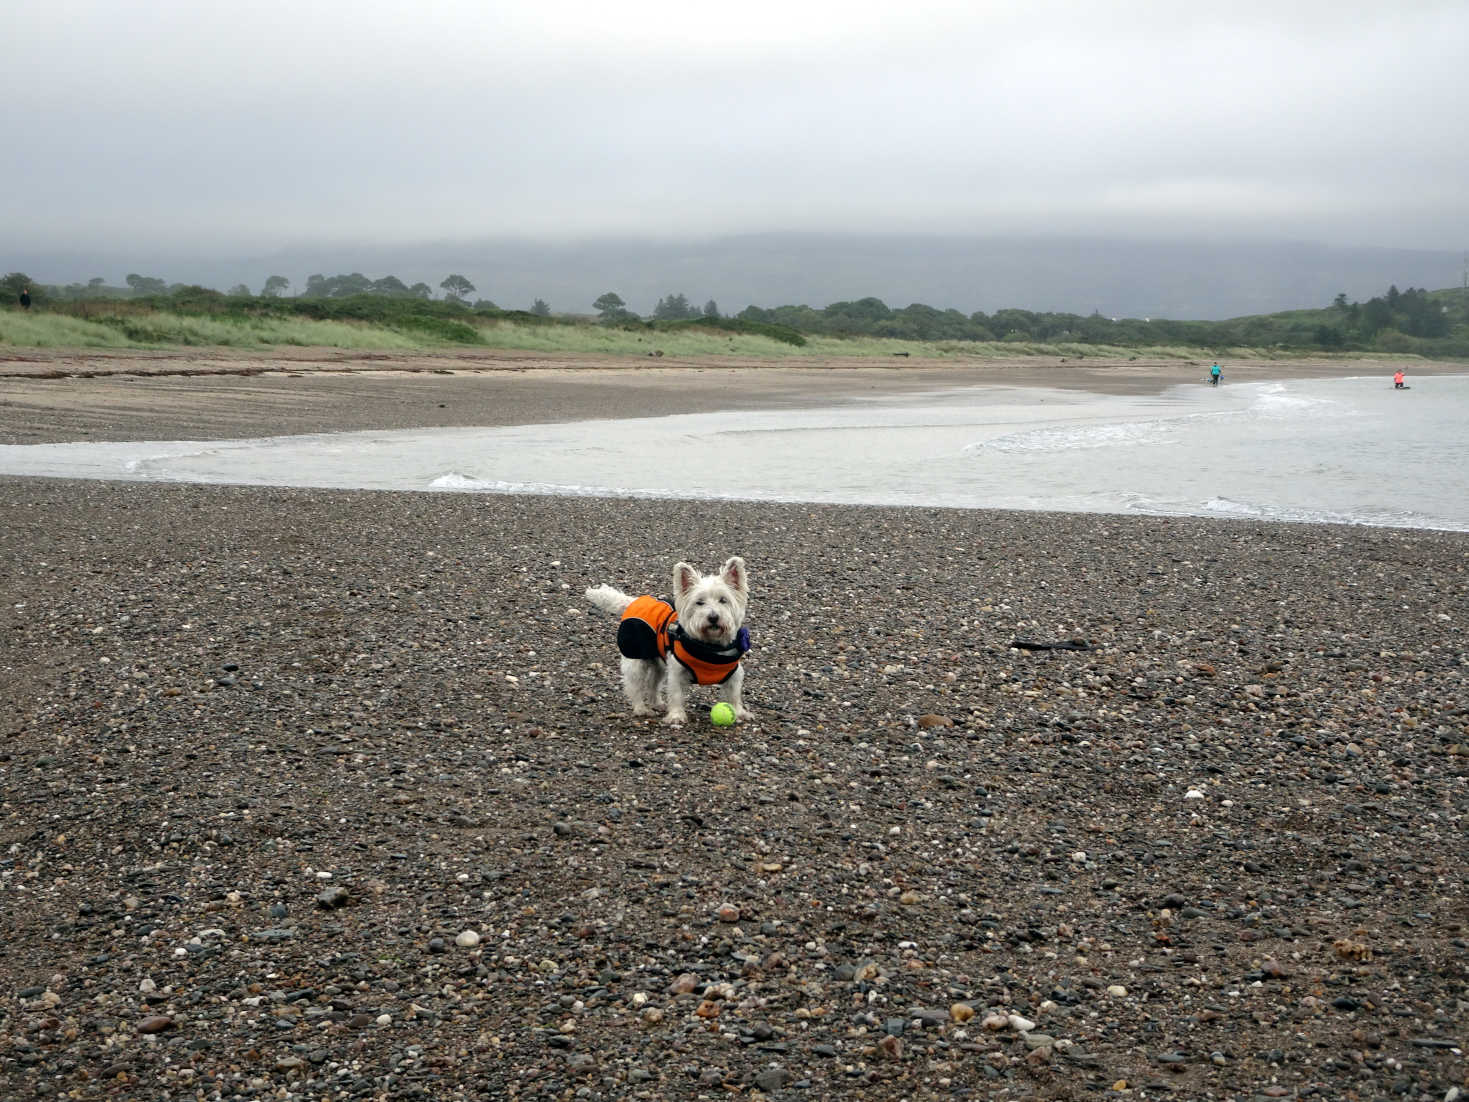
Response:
[718, 596, 728, 604]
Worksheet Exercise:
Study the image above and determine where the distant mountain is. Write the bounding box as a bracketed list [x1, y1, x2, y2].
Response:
[10, 234, 1464, 321]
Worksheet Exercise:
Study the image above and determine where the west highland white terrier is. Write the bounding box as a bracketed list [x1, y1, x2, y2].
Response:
[585, 557, 752, 726]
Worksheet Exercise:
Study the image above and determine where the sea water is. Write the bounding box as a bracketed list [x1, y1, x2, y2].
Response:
[2, 375, 1465, 532]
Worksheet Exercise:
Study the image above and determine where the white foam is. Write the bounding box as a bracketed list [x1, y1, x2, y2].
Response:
[974, 418, 1180, 453]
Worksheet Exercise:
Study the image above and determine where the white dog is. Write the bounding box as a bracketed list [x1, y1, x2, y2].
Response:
[585, 557, 752, 726]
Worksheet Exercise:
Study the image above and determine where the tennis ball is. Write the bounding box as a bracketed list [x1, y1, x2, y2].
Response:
[710, 702, 736, 726]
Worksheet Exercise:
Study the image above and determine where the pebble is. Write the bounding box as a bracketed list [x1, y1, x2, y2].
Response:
[6, 465, 1467, 1102]
[455, 929, 481, 948]
[754, 1068, 790, 1093]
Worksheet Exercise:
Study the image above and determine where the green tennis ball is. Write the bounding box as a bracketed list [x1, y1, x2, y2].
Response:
[710, 702, 736, 726]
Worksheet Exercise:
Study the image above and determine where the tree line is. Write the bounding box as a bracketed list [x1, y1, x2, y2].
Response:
[1, 270, 553, 316]
[5, 268, 1465, 356]
[725, 286, 1464, 353]
[536, 283, 1469, 355]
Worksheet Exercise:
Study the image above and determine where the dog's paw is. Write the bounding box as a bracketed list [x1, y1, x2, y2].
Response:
[662, 710, 688, 726]
[736, 707, 754, 722]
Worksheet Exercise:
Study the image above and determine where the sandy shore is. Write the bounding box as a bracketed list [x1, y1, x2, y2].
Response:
[1, 347, 1462, 445]
[1, 354, 1466, 1100]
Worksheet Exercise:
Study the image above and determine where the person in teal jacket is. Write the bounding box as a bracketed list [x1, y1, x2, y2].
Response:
[1209, 363, 1222, 386]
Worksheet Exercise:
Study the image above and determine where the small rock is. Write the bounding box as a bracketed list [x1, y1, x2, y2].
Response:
[754, 1068, 790, 1093]
[950, 1003, 975, 1023]
[1007, 1013, 1036, 1032]
[1106, 985, 1128, 998]
[137, 1016, 173, 1034]
[316, 886, 349, 910]
[715, 902, 740, 923]
[455, 930, 481, 948]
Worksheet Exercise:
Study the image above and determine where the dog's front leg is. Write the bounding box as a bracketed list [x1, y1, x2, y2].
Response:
[662, 662, 692, 726]
[721, 665, 754, 722]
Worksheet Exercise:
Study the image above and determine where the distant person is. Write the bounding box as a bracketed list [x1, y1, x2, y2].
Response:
[1209, 362, 1222, 386]
[1393, 370, 1406, 389]
[18, 286, 30, 311]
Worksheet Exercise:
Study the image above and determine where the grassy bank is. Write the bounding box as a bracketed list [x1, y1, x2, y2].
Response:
[0, 307, 1387, 363]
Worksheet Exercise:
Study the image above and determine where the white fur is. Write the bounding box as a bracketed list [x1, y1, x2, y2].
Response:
[585, 557, 752, 726]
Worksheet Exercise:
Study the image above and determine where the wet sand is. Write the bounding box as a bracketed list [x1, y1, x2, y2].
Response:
[1, 347, 1460, 445]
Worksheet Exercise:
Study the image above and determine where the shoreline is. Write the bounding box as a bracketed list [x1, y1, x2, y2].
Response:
[1, 348, 1463, 446]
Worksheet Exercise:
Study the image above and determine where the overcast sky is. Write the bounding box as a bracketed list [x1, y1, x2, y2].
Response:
[5, 0, 1467, 257]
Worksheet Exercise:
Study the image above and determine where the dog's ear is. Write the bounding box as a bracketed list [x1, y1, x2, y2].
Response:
[721, 556, 748, 597]
[673, 562, 700, 600]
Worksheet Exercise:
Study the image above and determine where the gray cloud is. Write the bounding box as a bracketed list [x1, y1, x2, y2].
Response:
[4, 0, 1466, 256]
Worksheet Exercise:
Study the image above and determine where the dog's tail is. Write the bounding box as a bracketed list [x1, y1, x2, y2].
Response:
[584, 583, 635, 617]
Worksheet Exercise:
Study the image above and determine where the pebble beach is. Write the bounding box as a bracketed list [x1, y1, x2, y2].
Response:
[1, 355, 1466, 1101]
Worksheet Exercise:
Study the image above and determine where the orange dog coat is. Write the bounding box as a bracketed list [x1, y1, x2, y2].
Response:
[616, 595, 747, 686]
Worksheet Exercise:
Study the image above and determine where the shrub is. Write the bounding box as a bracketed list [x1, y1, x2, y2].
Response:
[655, 316, 806, 346]
[389, 315, 484, 344]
